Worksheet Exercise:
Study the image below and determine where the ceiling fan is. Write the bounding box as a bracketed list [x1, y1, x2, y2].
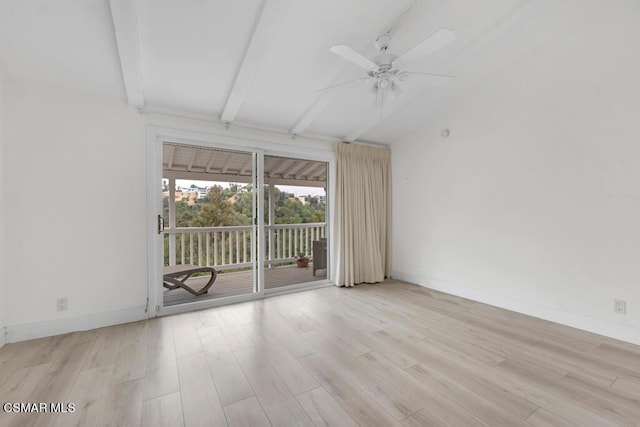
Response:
[323, 28, 456, 107]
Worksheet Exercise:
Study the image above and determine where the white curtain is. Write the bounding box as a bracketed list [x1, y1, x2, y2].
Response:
[335, 142, 391, 287]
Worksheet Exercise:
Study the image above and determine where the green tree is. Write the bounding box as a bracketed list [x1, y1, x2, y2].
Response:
[190, 185, 238, 226]
[163, 197, 198, 227]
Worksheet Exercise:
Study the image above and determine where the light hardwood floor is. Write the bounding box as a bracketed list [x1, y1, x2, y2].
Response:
[1, 280, 639, 426]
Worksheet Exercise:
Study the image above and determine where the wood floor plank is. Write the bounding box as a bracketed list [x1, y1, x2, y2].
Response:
[53, 364, 114, 427]
[356, 352, 486, 427]
[82, 325, 124, 370]
[446, 315, 618, 387]
[559, 373, 640, 419]
[594, 343, 640, 371]
[407, 363, 532, 427]
[111, 320, 147, 384]
[297, 387, 359, 427]
[143, 317, 180, 400]
[246, 311, 317, 358]
[27, 339, 93, 400]
[400, 409, 449, 427]
[172, 312, 204, 359]
[318, 349, 422, 421]
[213, 311, 257, 353]
[298, 354, 402, 427]
[0, 362, 52, 402]
[256, 341, 320, 396]
[533, 339, 640, 379]
[141, 391, 184, 427]
[9, 340, 94, 427]
[296, 301, 420, 369]
[235, 347, 314, 426]
[223, 396, 271, 427]
[301, 327, 370, 359]
[526, 407, 581, 427]
[177, 352, 227, 427]
[0, 363, 52, 427]
[192, 309, 220, 329]
[495, 359, 621, 427]
[145, 316, 177, 372]
[10, 336, 58, 370]
[611, 376, 640, 397]
[370, 335, 539, 420]
[142, 358, 180, 401]
[2, 334, 82, 377]
[199, 326, 255, 406]
[96, 379, 144, 427]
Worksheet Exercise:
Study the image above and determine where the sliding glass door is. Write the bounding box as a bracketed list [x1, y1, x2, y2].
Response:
[154, 138, 330, 311]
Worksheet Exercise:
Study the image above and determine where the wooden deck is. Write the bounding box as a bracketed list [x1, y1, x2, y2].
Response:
[163, 263, 327, 306]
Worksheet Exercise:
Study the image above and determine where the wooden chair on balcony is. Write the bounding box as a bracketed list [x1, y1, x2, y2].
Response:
[312, 238, 327, 276]
[163, 265, 217, 296]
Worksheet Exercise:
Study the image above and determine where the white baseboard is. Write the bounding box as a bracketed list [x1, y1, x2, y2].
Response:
[391, 271, 640, 346]
[6, 306, 148, 343]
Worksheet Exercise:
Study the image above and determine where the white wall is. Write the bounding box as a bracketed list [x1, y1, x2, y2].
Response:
[4, 80, 145, 334]
[2, 78, 334, 342]
[0, 75, 6, 347]
[392, 2, 640, 344]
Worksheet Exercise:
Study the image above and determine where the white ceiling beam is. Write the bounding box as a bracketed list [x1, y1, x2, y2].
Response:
[289, 93, 338, 135]
[268, 158, 294, 178]
[239, 157, 253, 175]
[109, 0, 144, 108]
[220, 0, 291, 123]
[305, 163, 327, 180]
[204, 151, 216, 173]
[221, 153, 234, 174]
[186, 149, 198, 172]
[295, 162, 321, 180]
[167, 145, 176, 169]
[285, 161, 308, 179]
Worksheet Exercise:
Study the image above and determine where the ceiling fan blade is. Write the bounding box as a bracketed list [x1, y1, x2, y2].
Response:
[316, 77, 371, 93]
[400, 71, 455, 80]
[399, 71, 455, 87]
[392, 28, 455, 68]
[329, 45, 378, 71]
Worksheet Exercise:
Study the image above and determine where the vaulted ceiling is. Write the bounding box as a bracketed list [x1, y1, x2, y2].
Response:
[0, 0, 634, 144]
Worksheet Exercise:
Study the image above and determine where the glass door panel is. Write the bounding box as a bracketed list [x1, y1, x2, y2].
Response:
[263, 155, 328, 290]
[161, 143, 258, 307]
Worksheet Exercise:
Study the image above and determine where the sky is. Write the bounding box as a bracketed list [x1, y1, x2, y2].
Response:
[168, 179, 325, 197]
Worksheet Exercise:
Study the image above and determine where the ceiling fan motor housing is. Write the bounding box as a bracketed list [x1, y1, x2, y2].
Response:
[374, 34, 392, 52]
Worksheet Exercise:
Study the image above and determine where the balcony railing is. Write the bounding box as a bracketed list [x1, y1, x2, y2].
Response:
[163, 223, 326, 270]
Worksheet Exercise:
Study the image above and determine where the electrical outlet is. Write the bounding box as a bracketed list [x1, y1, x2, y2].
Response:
[614, 299, 626, 314]
[56, 298, 68, 312]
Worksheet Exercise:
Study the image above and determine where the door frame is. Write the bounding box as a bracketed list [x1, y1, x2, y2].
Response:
[145, 126, 335, 317]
